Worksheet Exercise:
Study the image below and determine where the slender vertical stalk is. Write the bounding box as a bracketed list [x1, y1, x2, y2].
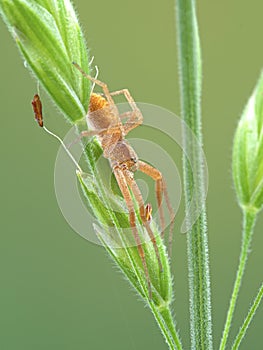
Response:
[231, 282, 263, 350]
[219, 209, 257, 350]
[175, 1, 213, 349]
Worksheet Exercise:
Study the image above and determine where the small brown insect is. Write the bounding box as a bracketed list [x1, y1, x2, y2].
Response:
[31, 93, 82, 172]
[73, 62, 175, 298]
[32, 94, 43, 127]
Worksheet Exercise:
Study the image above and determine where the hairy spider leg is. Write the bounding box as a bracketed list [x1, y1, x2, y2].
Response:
[73, 62, 115, 105]
[123, 170, 163, 272]
[67, 124, 123, 150]
[113, 166, 152, 298]
[138, 161, 175, 255]
[109, 89, 143, 134]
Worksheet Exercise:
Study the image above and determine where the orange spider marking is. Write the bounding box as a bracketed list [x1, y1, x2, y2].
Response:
[89, 93, 109, 112]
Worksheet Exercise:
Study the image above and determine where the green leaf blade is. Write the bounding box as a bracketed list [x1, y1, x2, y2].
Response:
[0, 0, 90, 122]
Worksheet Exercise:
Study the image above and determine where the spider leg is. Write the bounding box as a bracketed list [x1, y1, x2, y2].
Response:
[110, 89, 143, 135]
[67, 125, 123, 151]
[123, 170, 163, 272]
[113, 166, 152, 298]
[138, 161, 175, 256]
[73, 62, 115, 105]
[67, 129, 104, 149]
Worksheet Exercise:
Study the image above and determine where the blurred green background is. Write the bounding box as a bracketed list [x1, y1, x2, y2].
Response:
[1, 0, 263, 349]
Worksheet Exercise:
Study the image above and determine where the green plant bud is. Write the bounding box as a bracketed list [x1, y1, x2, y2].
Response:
[0, 0, 89, 123]
[233, 72, 263, 212]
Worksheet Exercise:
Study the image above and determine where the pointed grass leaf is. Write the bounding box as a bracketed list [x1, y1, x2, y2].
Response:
[0, 0, 90, 123]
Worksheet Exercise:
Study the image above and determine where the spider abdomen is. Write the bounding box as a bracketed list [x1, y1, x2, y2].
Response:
[110, 140, 138, 171]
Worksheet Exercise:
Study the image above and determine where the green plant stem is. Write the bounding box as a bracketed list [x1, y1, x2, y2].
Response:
[175, 1, 213, 349]
[152, 305, 183, 350]
[219, 209, 257, 350]
[231, 282, 263, 350]
[160, 307, 183, 350]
